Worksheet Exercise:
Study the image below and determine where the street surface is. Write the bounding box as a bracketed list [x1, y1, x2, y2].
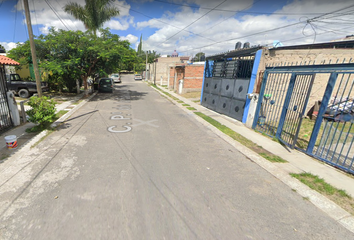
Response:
[0, 74, 353, 239]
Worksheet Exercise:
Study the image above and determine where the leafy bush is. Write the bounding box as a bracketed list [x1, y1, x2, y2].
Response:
[26, 96, 56, 127]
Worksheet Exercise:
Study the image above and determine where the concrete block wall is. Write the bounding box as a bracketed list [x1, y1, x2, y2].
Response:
[257, 48, 354, 114]
[156, 57, 182, 85]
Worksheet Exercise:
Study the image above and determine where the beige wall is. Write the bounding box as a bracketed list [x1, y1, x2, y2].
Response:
[156, 57, 182, 85]
[255, 48, 354, 114]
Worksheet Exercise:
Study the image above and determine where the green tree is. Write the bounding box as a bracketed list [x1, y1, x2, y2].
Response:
[0, 44, 6, 52]
[8, 28, 137, 95]
[137, 34, 143, 54]
[193, 52, 205, 62]
[64, 0, 119, 36]
[147, 50, 160, 63]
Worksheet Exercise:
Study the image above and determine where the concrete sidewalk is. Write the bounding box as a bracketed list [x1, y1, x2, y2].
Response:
[0, 93, 87, 156]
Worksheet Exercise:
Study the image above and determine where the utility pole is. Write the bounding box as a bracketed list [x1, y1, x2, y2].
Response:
[23, 0, 42, 97]
[154, 60, 157, 85]
[145, 51, 148, 81]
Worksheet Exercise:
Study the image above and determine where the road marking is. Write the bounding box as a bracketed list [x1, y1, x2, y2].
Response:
[108, 126, 132, 133]
[113, 105, 131, 110]
[111, 115, 131, 120]
[131, 119, 159, 128]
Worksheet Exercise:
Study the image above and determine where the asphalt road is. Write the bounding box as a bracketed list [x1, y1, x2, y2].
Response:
[0, 74, 353, 239]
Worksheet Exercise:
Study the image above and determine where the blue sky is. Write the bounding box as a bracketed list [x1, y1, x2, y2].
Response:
[1, 0, 354, 57]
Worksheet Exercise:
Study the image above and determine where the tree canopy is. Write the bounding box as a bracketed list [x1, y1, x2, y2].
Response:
[64, 0, 119, 36]
[193, 52, 205, 62]
[8, 28, 137, 93]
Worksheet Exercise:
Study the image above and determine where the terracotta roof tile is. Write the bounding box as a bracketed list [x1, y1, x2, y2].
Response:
[0, 56, 20, 65]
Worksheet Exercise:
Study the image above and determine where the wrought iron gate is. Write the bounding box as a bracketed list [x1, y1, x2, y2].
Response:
[309, 71, 354, 174]
[277, 74, 315, 148]
[254, 63, 354, 174]
[0, 65, 13, 134]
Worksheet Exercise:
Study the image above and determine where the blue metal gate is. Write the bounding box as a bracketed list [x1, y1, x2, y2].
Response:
[309, 71, 354, 174]
[253, 63, 354, 174]
[201, 47, 261, 122]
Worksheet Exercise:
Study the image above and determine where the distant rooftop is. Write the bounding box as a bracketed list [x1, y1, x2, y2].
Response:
[171, 50, 178, 57]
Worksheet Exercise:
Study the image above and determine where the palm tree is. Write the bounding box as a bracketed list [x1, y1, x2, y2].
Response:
[64, 0, 119, 36]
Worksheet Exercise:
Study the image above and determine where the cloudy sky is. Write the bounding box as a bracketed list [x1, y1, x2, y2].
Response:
[1, 0, 354, 57]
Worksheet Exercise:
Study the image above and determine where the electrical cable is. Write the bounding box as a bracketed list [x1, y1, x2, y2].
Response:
[178, 4, 354, 54]
[21, 0, 29, 40]
[196, 0, 263, 35]
[44, 0, 70, 30]
[152, 0, 335, 16]
[163, 0, 227, 43]
[13, 0, 18, 42]
[116, 3, 218, 43]
[31, 0, 40, 36]
[52, 0, 78, 31]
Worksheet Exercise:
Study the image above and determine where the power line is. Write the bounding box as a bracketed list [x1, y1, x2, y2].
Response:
[163, 0, 227, 43]
[52, 0, 78, 31]
[116, 3, 218, 43]
[177, 3, 354, 54]
[153, 0, 339, 16]
[21, 0, 29, 40]
[13, 0, 18, 42]
[31, 0, 40, 36]
[195, 0, 263, 35]
[44, 0, 71, 30]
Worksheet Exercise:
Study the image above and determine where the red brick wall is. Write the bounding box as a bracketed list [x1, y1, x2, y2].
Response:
[168, 64, 204, 92]
[183, 65, 204, 90]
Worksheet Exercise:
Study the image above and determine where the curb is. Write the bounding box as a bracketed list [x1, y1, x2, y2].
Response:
[149, 84, 354, 234]
[51, 92, 97, 128]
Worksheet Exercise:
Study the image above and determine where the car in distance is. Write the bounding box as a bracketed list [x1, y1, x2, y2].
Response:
[110, 73, 121, 83]
[98, 78, 113, 93]
[134, 74, 142, 81]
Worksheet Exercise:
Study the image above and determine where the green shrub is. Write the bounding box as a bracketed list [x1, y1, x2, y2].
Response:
[26, 96, 56, 127]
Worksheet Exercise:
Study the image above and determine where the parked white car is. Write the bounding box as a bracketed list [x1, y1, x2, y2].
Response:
[110, 73, 121, 83]
[134, 74, 142, 81]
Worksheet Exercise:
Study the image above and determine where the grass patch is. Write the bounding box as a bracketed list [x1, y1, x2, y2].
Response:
[182, 104, 190, 106]
[55, 110, 69, 119]
[187, 107, 197, 111]
[177, 100, 184, 103]
[259, 153, 287, 163]
[181, 91, 201, 99]
[290, 172, 354, 215]
[151, 84, 179, 101]
[194, 112, 287, 163]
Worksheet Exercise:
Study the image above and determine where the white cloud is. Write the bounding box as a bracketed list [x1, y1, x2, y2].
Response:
[15, 0, 131, 33]
[0, 42, 21, 52]
[4, 0, 354, 58]
[104, 19, 130, 31]
[136, 0, 354, 56]
[121, 34, 139, 44]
